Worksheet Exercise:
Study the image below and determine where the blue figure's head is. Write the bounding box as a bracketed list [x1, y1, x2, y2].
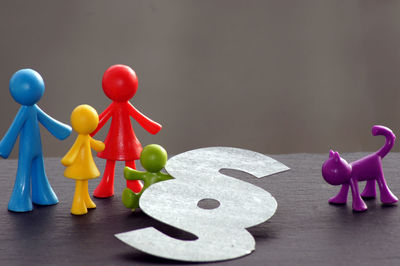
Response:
[9, 69, 45, 106]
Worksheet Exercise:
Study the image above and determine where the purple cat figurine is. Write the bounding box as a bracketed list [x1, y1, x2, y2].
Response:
[322, 125, 398, 212]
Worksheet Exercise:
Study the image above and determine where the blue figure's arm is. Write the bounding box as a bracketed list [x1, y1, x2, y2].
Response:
[0, 106, 29, 158]
[36, 106, 71, 140]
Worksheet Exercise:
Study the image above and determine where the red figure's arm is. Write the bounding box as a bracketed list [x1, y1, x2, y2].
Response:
[128, 102, 162, 135]
[90, 104, 113, 137]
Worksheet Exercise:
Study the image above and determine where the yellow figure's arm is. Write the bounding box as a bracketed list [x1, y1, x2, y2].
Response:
[61, 135, 84, 166]
[90, 137, 105, 152]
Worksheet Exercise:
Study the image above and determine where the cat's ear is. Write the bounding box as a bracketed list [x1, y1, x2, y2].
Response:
[333, 151, 340, 162]
[329, 150, 334, 158]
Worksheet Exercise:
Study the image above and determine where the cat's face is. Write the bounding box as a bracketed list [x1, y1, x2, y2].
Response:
[322, 150, 352, 185]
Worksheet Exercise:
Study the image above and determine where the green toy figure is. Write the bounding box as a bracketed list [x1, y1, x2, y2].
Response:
[122, 144, 173, 211]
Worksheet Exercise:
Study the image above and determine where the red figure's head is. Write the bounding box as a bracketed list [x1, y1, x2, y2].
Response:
[102, 65, 138, 102]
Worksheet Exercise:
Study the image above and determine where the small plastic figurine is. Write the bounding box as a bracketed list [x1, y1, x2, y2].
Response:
[322, 125, 398, 212]
[91, 65, 162, 198]
[61, 105, 105, 215]
[0, 69, 71, 212]
[122, 144, 173, 211]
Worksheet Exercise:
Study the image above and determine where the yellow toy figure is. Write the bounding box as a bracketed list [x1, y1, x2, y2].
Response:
[61, 105, 105, 215]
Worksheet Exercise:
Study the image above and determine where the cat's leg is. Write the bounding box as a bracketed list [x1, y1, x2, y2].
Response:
[361, 180, 376, 198]
[349, 178, 367, 212]
[376, 167, 398, 204]
[329, 184, 349, 204]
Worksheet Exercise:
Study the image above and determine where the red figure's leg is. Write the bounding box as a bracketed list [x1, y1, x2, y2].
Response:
[126, 160, 143, 193]
[94, 160, 116, 198]
[349, 178, 367, 212]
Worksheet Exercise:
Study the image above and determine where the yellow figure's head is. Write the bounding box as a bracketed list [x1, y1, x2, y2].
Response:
[70, 104, 99, 134]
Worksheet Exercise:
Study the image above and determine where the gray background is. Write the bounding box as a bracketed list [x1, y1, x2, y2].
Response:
[1, 0, 400, 158]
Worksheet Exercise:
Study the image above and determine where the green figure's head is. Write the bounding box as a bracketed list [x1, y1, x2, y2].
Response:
[140, 144, 168, 173]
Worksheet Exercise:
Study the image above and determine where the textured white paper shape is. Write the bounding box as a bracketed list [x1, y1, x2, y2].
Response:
[115, 147, 289, 262]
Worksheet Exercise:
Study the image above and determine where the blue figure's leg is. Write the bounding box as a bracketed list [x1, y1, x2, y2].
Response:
[8, 154, 33, 212]
[31, 155, 58, 205]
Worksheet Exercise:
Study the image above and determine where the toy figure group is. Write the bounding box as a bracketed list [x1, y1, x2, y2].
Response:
[0, 65, 168, 215]
[3, 64, 397, 215]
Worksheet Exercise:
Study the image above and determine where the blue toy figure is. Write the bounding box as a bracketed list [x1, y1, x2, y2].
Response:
[0, 69, 72, 212]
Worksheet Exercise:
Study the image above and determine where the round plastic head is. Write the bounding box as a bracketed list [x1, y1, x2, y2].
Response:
[70, 104, 99, 134]
[321, 150, 352, 185]
[102, 64, 138, 102]
[9, 69, 45, 106]
[140, 144, 168, 173]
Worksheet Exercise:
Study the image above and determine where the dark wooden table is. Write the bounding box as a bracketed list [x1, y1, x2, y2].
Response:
[1, 153, 399, 265]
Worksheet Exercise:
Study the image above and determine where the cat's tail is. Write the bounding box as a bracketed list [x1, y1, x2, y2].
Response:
[372, 125, 396, 158]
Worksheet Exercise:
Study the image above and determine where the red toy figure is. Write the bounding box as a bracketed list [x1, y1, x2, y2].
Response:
[91, 65, 162, 198]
